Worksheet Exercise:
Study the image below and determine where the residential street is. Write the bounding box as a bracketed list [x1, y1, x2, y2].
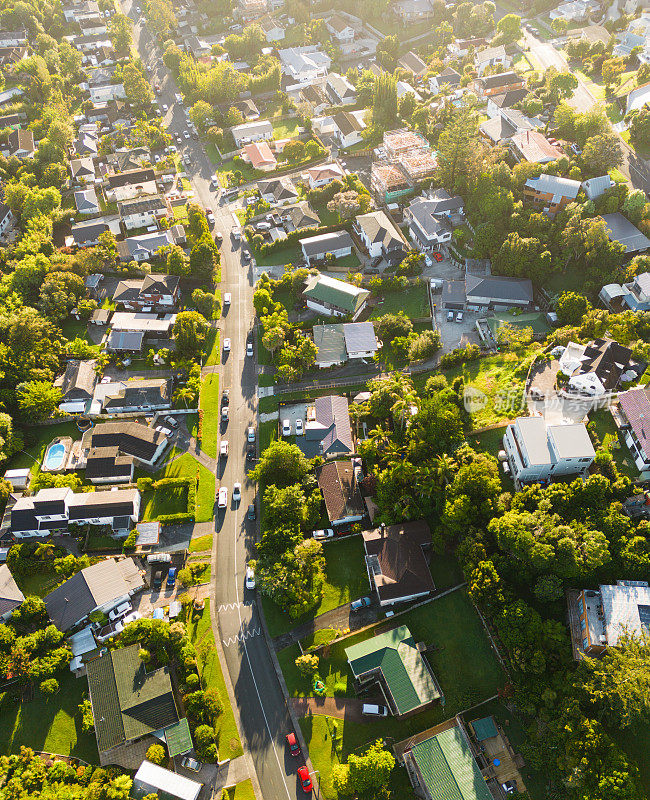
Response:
[123, 5, 310, 798]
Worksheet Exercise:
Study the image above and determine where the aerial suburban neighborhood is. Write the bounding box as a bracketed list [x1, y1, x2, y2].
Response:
[3, 0, 650, 799]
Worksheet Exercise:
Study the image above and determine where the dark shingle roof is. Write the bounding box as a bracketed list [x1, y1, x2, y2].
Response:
[54, 359, 97, 400]
[106, 168, 155, 188]
[465, 274, 533, 304]
[0, 564, 24, 616]
[318, 459, 364, 523]
[85, 446, 134, 479]
[88, 421, 166, 461]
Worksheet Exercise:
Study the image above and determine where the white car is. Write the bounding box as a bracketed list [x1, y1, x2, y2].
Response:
[154, 426, 172, 436]
[313, 528, 335, 540]
[162, 104, 168, 112]
[182, 756, 201, 772]
[233, 482, 241, 502]
[220, 440, 228, 457]
[223, 338, 231, 352]
[224, 292, 232, 305]
[282, 419, 291, 436]
[245, 565, 255, 589]
[165, 416, 179, 429]
[108, 601, 132, 621]
[206, 209, 215, 224]
[295, 419, 303, 436]
[221, 406, 229, 421]
[184, 130, 190, 139]
[246, 341, 253, 357]
[218, 486, 228, 509]
[247, 426, 255, 443]
[115, 611, 142, 633]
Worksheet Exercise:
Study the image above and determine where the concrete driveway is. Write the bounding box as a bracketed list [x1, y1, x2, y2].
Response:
[528, 359, 593, 423]
[435, 307, 481, 352]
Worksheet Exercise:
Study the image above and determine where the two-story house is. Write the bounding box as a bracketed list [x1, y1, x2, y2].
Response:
[354, 210, 405, 261]
[326, 73, 356, 106]
[405, 197, 453, 251]
[471, 71, 526, 99]
[326, 14, 355, 42]
[475, 44, 511, 76]
[113, 273, 181, 310]
[105, 168, 157, 202]
[118, 194, 170, 230]
[301, 272, 369, 320]
[523, 174, 582, 217]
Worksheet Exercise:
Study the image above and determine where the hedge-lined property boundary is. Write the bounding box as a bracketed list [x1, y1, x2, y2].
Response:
[136, 476, 197, 523]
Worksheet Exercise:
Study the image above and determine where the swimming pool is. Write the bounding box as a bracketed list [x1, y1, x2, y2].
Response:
[44, 442, 66, 470]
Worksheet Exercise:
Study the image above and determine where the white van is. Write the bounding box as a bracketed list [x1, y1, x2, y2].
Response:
[362, 704, 389, 717]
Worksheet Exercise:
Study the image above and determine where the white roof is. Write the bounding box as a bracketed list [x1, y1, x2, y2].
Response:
[559, 340, 587, 375]
[515, 416, 551, 466]
[111, 312, 176, 332]
[601, 582, 650, 646]
[547, 422, 596, 457]
[134, 761, 202, 800]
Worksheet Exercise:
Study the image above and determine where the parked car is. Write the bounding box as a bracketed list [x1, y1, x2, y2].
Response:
[223, 337, 231, 352]
[432, 251, 444, 262]
[297, 766, 313, 793]
[313, 528, 334, 540]
[206, 209, 215, 224]
[351, 596, 372, 611]
[108, 601, 132, 621]
[221, 406, 229, 422]
[181, 756, 202, 772]
[447, 310, 454, 322]
[184, 130, 190, 139]
[233, 482, 241, 503]
[282, 419, 291, 436]
[247, 426, 255, 443]
[115, 611, 142, 633]
[362, 703, 388, 716]
[247, 502, 256, 520]
[218, 486, 228, 509]
[165, 415, 179, 429]
[154, 426, 172, 436]
[220, 440, 229, 457]
[166, 567, 177, 588]
[456, 311, 464, 323]
[222, 389, 230, 405]
[245, 565, 255, 589]
[152, 570, 163, 591]
[295, 418, 303, 435]
[286, 732, 300, 757]
[224, 292, 232, 305]
[246, 341, 254, 357]
[246, 444, 255, 461]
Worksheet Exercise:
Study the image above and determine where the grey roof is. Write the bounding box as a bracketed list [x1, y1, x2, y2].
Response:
[72, 219, 108, 244]
[425, 188, 464, 214]
[70, 157, 95, 178]
[480, 115, 517, 142]
[343, 321, 378, 354]
[515, 416, 551, 465]
[54, 359, 97, 400]
[332, 111, 363, 136]
[582, 175, 613, 200]
[118, 194, 166, 216]
[74, 187, 100, 213]
[107, 330, 144, 351]
[99, 379, 171, 410]
[525, 174, 581, 200]
[301, 231, 354, 258]
[601, 212, 650, 254]
[327, 72, 356, 102]
[398, 50, 427, 74]
[313, 394, 353, 454]
[489, 87, 528, 108]
[282, 202, 320, 231]
[478, 71, 522, 90]
[314, 324, 347, 365]
[0, 564, 24, 616]
[258, 177, 299, 203]
[407, 198, 453, 238]
[477, 44, 507, 63]
[548, 423, 595, 460]
[87, 421, 167, 463]
[433, 66, 461, 86]
[466, 274, 534, 304]
[355, 210, 405, 252]
[107, 168, 155, 189]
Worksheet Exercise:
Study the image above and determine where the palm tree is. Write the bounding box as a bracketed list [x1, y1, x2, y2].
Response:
[174, 387, 196, 408]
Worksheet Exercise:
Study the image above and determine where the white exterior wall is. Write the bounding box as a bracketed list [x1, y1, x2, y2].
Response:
[122, 210, 159, 230]
[624, 429, 650, 470]
[306, 299, 343, 317]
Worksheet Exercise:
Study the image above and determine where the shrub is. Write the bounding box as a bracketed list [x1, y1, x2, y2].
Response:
[295, 653, 319, 678]
[122, 530, 137, 552]
[146, 744, 166, 765]
[79, 699, 95, 733]
[440, 343, 482, 369]
[333, 682, 347, 695]
[40, 678, 59, 696]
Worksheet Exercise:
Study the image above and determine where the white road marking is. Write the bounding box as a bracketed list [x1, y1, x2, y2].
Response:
[222, 627, 262, 647]
[217, 601, 253, 613]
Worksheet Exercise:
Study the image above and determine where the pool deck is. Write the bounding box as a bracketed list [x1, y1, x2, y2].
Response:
[42, 437, 74, 473]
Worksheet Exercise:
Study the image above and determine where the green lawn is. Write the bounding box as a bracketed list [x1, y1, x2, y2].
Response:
[185, 601, 243, 760]
[164, 453, 215, 523]
[273, 118, 300, 139]
[258, 420, 277, 456]
[189, 533, 214, 552]
[6, 421, 81, 481]
[261, 537, 371, 637]
[141, 484, 188, 521]
[221, 780, 256, 800]
[15, 566, 63, 598]
[204, 328, 220, 367]
[254, 242, 304, 267]
[200, 374, 220, 459]
[213, 159, 262, 186]
[369, 285, 430, 320]
[61, 317, 92, 343]
[588, 408, 639, 479]
[0, 671, 98, 763]
[429, 552, 464, 591]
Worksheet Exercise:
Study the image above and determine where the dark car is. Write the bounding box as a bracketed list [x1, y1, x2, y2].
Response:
[350, 596, 372, 611]
[246, 444, 255, 461]
[247, 503, 256, 521]
[152, 570, 163, 591]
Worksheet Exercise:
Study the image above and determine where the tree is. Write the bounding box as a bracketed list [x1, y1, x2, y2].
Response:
[582, 132, 623, 174]
[282, 140, 305, 163]
[630, 108, 650, 148]
[39, 678, 59, 696]
[533, 574, 564, 602]
[375, 34, 399, 70]
[249, 440, 310, 487]
[556, 291, 590, 325]
[551, 17, 569, 35]
[172, 310, 208, 357]
[189, 100, 213, 132]
[327, 190, 370, 220]
[123, 62, 154, 107]
[192, 288, 220, 319]
[40, 271, 85, 322]
[547, 71, 578, 102]
[496, 323, 533, 350]
[436, 109, 483, 192]
[146, 744, 166, 765]
[190, 240, 219, 279]
[496, 13, 521, 43]
[623, 189, 647, 224]
[602, 57, 626, 89]
[295, 653, 319, 678]
[333, 740, 395, 796]
[16, 381, 62, 420]
[372, 72, 398, 129]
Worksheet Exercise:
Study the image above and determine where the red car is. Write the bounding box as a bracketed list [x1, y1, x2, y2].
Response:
[432, 251, 444, 262]
[286, 732, 300, 757]
[297, 766, 313, 793]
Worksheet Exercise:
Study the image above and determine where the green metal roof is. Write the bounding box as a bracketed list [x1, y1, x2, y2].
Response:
[470, 716, 498, 742]
[345, 626, 440, 715]
[303, 274, 369, 315]
[164, 718, 193, 757]
[409, 726, 492, 800]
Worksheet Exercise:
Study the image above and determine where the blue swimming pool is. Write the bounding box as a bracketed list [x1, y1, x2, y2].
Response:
[44, 442, 66, 470]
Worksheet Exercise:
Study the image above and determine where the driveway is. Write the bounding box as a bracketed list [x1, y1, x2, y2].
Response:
[527, 359, 593, 423]
[435, 306, 481, 353]
[273, 600, 380, 651]
[289, 697, 369, 723]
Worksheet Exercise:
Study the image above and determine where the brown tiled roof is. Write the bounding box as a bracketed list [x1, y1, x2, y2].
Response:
[318, 460, 364, 523]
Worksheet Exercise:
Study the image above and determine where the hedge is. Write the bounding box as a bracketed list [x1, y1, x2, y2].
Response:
[252, 220, 353, 256]
[137, 476, 197, 524]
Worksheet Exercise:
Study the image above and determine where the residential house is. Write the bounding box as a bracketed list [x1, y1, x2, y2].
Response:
[8, 129, 34, 159]
[479, 108, 539, 144]
[362, 521, 435, 606]
[0, 46, 27, 66]
[282, 202, 320, 233]
[79, 421, 169, 482]
[0, 88, 23, 106]
[345, 625, 441, 716]
[106, 149, 151, 173]
[318, 459, 364, 525]
[79, 16, 107, 34]
[582, 175, 615, 201]
[258, 176, 299, 205]
[524, 174, 582, 216]
[302, 162, 345, 189]
[118, 195, 170, 231]
[568, 23, 610, 44]
[105, 168, 157, 202]
[297, 395, 355, 458]
[300, 232, 355, 268]
[0, 564, 24, 621]
[258, 15, 285, 41]
[560, 337, 641, 397]
[299, 83, 331, 114]
[486, 87, 528, 117]
[133, 763, 200, 800]
[448, 37, 490, 57]
[421, 187, 464, 218]
[600, 271, 650, 312]
[301, 270, 369, 316]
[392, 0, 434, 23]
[503, 417, 595, 488]
[475, 44, 511, 76]
[429, 67, 461, 94]
[441, 274, 534, 311]
[117, 227, 186, 263]
[0, 203, 15, 236]
[354, 210, 405, 262]
[326, 14, 355, 42]
[0, 112, 26, 129]
[601, 212, 650, 254]
[626, 81, 650, 113]
[313, 321, 379, 367]
[471, 71, 526, 99]
[86, 644, 182, 765]
[74, 127, 99, 157]
[90, 378, 172, 413]
[326, 73, 356, 106]
[231, 99, 260, 121]
[396, 81, 422, 101]
[550, 0, 599, 22]
[231, 119, 273, 147]
[614, 386, 650, 470]
[54, 359, 98, 413]
[331, 110, 366, 148]
[405, 197, 453, 250]
[383, 128, 428, 159]
[371, 162, 411, 204]
[89, 83, 126, 103]
[74, 188, 100, 215]
[70, 157, 96, 184]
[401, 724, 492, 800]
[277, 46, 331, 84]
[397, 50, 427, 79]
[71, 219, 109, 248]
[113, 274, 180, 310]
[242, 141, 277, 171]
[0, 30, 27, 47]
[510, 130, 565, 163]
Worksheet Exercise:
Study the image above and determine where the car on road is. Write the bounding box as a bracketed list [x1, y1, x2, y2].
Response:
[218, 486, 228, 509]
[456, 311, 464, 323]
[181, 756, 202, 772]
[109, 601, 132, 621]
[313, 528, 334, 540]
[215, 231, 223, 243]
[351, 596, 372, 611]
[247, 426, 255, 443]
[162, 104, 168, 111]
[282, 419, 291, 436]
[165, 415, 179, 429]
[233, 482, 241, 503]
[223, 292, 231, 306]
[245, 565, 255, 589]
[246, 444, 255, 461]
[295, 418, 303, 436]
[222, 388, 230, 405]
[184, 130, 190, 139]
[246, 341, 253, 357]
[220, 440, 228, 457]
[286, 732, 300, 756]
[166, 567, 177, 588]
[221, 406, 229, 422]
[211, 175, 220, 188]
[206, 209, 215, 225]
[223, 337, 231, 352]
[297, 766, 313, 793]
[241, 250, 250, 263]
[432, 251, 443, 262]
[115, 611, 142, 633]
[447, 310, 454, 322]
[154, 83, 161, 93]
[154, 426, 172, 436]
[247, 502, 256, 520]
[231, 227, 241, 241]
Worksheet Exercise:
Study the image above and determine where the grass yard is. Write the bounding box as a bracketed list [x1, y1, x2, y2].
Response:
[141, 484, 188, 521]
[262, 537, 371, 637]
[258, 419, 277, 456]
[61, 317, 93, 343]
[588, 409, 639, 479]
[204, 327, 220, 367]
[220, 780, 256, 800]
[429, 551, 464, 591]
[200, 373, 220, 459]
[185, 601, 243, 760]
[574, 69, 606, 100]
[15, 565, 63, 598]
[273, 118, 300, 139]
[369, 285, 430, 321]
[7, 421, 81, 480]
[254, 242, 304, 267]
[164, 453, 215, 523]
[189, 533, 213, 553]
[214, 159, 261, 186]
[0, 671, 98, 763]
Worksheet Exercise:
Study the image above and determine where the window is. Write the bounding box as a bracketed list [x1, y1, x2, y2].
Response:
[582, 638, 588, 650]
[580, 618, 586, 631]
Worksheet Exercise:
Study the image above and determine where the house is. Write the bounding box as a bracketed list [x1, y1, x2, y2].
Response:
[0, 112, 27, 129]
[74, 187, 101, 215]
[524, 174, 582, 216]
[302, 162, 345, 189]
[89, 83, 126, 103]
[371, 162, 411, 204]
[326, 73, 356, 106]
[582, 175, 615, 201]
[393, 0, 434, 23]
[8, 129, 34, 159]
[242, 141, 277, 171]
[300, 232, 355, 268]
[258, 176, 299, 205]
[80, 421, 169, 481]
[318, 459, 364, 525]
[297, 396, 355, 458]
[105, 168, 157, 202]
[421, 188, 464, 218]
[133, 762, 201, 800]
[486, 87, 529, 117]
[429, 67, 461, 94]
[117, 227, 186, 263]
[258, 15, 285, 41]
[86, 644, 182, 765]
[571, 581, 650, 657]
[331, 110, 366, 148]
[362, 521, 435, 606]
[0, 30, 27, 47]
[113, 274, 180, 310]
[230, 99, 260, 121]
[397, 51, 427, 78]
[302, 271, 368, 319]
[231, 119, 273, 147]
[299, 83, 331, 114]
[613, 386, 650, 470]
[74, 128, 99, 157]
[0, 564, 23, 621]
[345, 625, 441, 716]
[560, 337, 640, 396]
[475, 44, 511, 76]
[326, 14, 355, 42]
[11, 488, 141, 541]
[480, 108, 539, 144]
[550, 0, 599, 22]
[110, 312, 176, 336]
[568, 23, 611, 44]
[626, 81, 650, 113]
[503, 417, 595, 488]
[396, 81, 422, 101]
[313, 321, 379, 367]
[71, 219, 109, 248]
[354, 210, 405, 261]
[442, 274, 534, 311]
[70, 157, 96, 184]
[91, 377, 172, 414]
[401, 724, 492, 800]
[600, 212, 650, 254]
[471, 71, 526, 99]
[281, 202, 320, 233]
[54, 360, 97, 413]
[405, 197, 453, 250]
[510, 130, 564, 163]
[0, 203, 15, 236]
[383, 128, 428, 159]
[277, 46, 331, 84]
[600, 271, 650, 313]
[118, 195, 170, 231]
[0, 88, 23, 106]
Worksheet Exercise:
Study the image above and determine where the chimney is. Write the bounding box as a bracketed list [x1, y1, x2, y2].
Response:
[380, 522, 386, 538]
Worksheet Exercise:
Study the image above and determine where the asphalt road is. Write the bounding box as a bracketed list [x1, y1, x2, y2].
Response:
[122, 7, 309, 799]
